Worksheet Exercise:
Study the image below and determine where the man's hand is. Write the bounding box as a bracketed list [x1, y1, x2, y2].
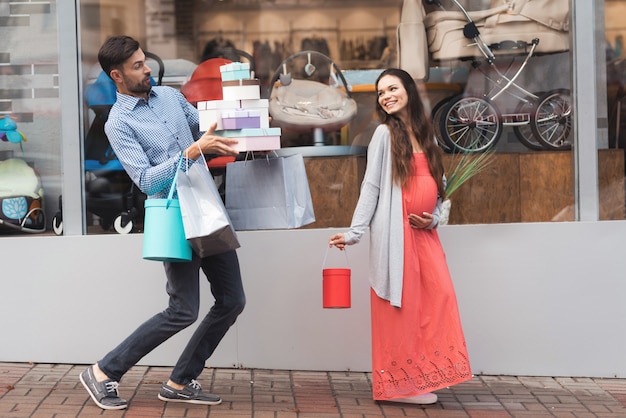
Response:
[186, 123, 239, 159]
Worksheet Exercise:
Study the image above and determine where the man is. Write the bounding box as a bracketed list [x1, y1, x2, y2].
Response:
[79, 35, 245, 410]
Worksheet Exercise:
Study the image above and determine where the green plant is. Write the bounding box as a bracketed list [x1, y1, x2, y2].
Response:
[444, 151, 495, 198]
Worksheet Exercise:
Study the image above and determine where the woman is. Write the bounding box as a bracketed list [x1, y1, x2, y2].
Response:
[329, 68, 472, 404]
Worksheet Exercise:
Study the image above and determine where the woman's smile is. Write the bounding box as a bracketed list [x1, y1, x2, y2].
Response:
[377, 75, 409, 116]
[383, 99, 398, 111]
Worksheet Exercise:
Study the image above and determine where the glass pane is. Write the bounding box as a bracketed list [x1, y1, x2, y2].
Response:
[603, 0, 626, 220]
[0, 2, 62, 236]
[192, 0, 400, 228]
[79, 1, 147, 234]
[425, 0, 575, 224]
[79, 0, 578, 229]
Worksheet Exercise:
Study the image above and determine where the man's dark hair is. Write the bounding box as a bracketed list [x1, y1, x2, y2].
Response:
[98, 36, 141, 79]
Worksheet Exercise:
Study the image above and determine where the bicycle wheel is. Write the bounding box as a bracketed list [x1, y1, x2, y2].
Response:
[530, 89, 572, 150]
[513, 96, 545, 151]
[431, 96, 455, 153]
[439, 95, 502, 153]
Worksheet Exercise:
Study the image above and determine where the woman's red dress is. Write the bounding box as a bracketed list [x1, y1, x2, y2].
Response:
[371, 152, 472, 400]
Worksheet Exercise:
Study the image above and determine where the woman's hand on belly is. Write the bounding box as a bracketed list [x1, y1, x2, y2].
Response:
[408, 212, 433, 229]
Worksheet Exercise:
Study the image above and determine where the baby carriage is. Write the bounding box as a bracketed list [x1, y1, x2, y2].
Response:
[52, 52, 164, 235]
[420, 0, 571, 153]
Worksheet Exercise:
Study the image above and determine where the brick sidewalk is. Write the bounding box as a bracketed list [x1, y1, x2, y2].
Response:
[1, 363, 626, 417]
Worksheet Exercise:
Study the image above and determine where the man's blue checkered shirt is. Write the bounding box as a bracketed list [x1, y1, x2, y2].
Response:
[105, 86, 201, 199]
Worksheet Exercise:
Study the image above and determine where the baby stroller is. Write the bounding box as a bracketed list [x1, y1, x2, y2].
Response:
[52, 52, 164, 235]
[422, 0, 571, 153]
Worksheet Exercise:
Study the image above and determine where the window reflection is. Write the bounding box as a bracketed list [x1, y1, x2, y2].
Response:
[0, 3, 62, 236]
[78, 0, 600, 229]
[422, 0, 577, 223]
[603, 0, 626, 221]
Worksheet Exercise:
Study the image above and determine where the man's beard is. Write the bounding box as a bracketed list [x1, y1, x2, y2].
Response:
[124, 74, 152, 95]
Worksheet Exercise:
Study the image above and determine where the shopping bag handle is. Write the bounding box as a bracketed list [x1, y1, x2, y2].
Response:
[187, 142, 208, 168]
[167, 154, 184, 208]
[241, 150, 279, 165]
[186, 142, 212, 173]
[322, 245, 349, 269]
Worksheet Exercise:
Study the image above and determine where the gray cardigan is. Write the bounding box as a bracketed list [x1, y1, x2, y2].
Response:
[343, 124, 443, 308]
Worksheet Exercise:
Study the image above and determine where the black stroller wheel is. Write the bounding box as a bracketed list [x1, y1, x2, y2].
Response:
[431, 96, 455, 153]
[113, 214, 133, 234]
[52, 212, 63, 236]
[530, 89, 572, 151]
[440, 95, 502, 153]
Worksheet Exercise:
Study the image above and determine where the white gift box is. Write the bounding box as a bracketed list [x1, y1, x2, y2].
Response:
[198, 100, 240, 131]
[199, 99, 270, 131]
[222, 79, 261, 101]
[240, 98, 269, 108]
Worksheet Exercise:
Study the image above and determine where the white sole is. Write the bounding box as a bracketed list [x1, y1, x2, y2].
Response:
[158, 394, 222, 405]
[387, 393, 438, 405]
[79, 371, 127, 410]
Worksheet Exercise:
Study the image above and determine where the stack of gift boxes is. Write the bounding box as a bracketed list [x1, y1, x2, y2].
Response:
[197, 62, 281, 152]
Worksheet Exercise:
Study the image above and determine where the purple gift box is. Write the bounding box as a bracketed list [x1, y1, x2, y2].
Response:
[222, 109, 262, 129]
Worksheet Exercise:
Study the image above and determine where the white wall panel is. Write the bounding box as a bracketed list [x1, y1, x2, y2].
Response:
[2, 223, 626, 378]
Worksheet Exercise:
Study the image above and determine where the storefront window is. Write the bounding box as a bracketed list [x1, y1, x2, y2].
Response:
[602, 0, 626, 221]
[76, 0, 588, 232]
[0, 1, 63, 236]
[425, 0, 576, 223]
[3, 1, 617, 237]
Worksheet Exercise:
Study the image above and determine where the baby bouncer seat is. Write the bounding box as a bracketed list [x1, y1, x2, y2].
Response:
[266, 50, 358, 145]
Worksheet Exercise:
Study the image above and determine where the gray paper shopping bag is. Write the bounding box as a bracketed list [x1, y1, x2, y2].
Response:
[177, 161, 240, 257]
[225, 153, 315, 230]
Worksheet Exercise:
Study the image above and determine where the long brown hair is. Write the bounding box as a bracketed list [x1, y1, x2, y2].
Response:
[375, 68, 446, 200]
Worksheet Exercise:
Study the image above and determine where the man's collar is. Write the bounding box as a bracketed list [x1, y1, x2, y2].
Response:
[115, 88, 158, 110]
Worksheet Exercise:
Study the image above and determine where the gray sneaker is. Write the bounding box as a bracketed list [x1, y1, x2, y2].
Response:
[158, 379, 222, 405]
[79, 366, 128, 410]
